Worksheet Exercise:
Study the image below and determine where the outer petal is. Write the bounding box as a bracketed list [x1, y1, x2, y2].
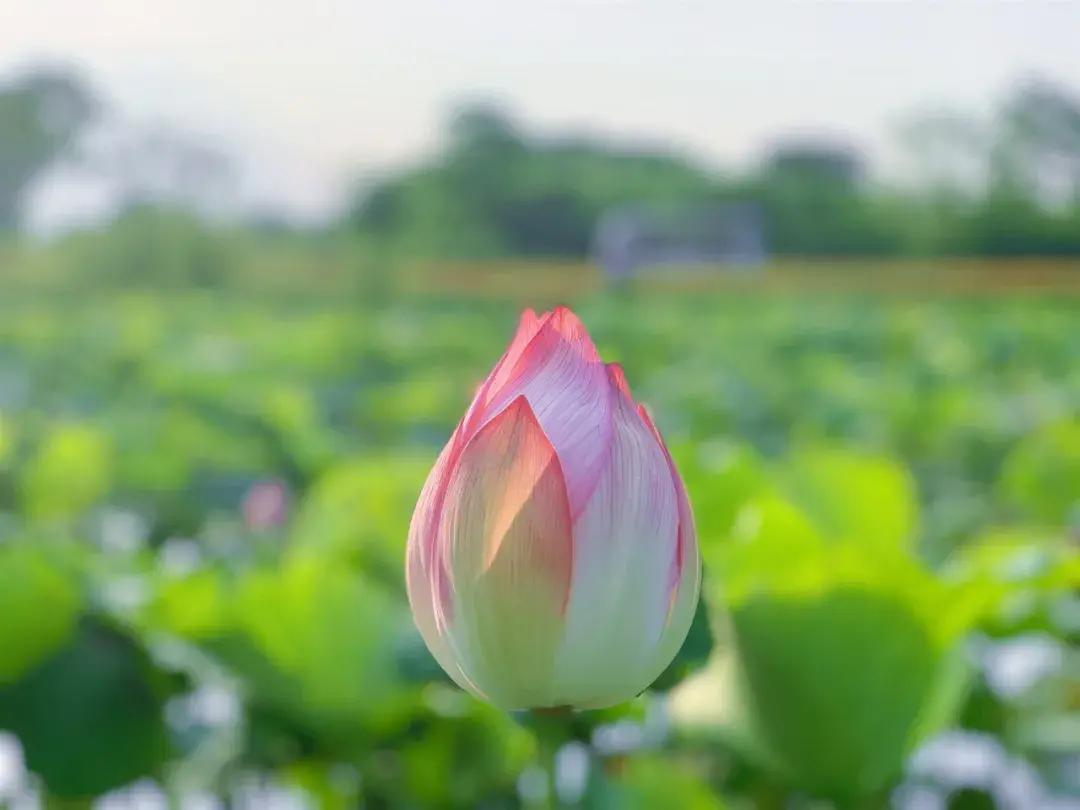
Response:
[605, 362, 633, 399]
[637, 404, 702, 687]
[408, 310, 550, 623]
[478, 307, 612, 516]
[458, 308, 544, 442]
[480, 308, 544, 405]
[551, 373, 680, 707]
[438, 396, 574, 709]
[406, 438, 483, 696]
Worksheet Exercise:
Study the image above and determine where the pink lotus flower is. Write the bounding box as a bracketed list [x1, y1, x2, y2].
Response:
[406, 307, 700, 710]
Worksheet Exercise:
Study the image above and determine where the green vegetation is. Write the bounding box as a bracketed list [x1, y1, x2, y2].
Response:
[349, 82, 1080, 259]
[0, 69, 96, 230]
[0, 235, 1076, 807]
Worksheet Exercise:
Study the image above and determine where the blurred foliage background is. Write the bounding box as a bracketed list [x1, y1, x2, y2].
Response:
[0, 44, 1079, 810]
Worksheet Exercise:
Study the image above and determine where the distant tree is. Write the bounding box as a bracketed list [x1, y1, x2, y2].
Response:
[349, 102, 717, 259]
[766, 142, 863, 188]
[995, 78, 1080, 207]
[893, 109, 989, 255]
[447, 102, 525, 160]
[0, 67, 97, 230]
[897, 109, 988, 195]
[949, 79, 1080, 257]
[756, 141, 898, 255]
[349, 89, 1080, 261]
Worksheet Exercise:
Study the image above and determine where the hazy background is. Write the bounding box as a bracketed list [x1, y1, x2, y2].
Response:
[0, 3, 1078, 810]
[5, 0, 1080, 230]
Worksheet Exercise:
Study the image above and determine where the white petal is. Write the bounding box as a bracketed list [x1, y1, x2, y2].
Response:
[551, 382, 680, 707]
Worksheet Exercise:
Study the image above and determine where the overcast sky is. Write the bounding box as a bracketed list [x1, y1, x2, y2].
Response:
[4, 0, 1079, 219]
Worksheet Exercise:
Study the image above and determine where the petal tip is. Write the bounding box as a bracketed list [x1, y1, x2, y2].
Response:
[637, 404, 661, 439]
[502, 392, 539, 423]
[518, 308, 540, 332]
[605, 362, 634, 400]
[547, 306, 600, 362]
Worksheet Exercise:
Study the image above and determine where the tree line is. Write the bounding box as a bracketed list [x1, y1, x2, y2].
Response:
[349, 84, 1080, 259]
[3, 67, 1079, 259]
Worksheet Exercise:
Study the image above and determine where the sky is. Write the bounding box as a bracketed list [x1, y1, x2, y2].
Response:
[3, 0, 1079, 222]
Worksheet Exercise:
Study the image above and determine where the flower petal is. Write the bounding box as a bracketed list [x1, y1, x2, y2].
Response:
[482, 308, 544, 396]
[409, 310, 550, 591]
[460, 308, 545, 439]
[478, 308, 611, 515]
[544, 306, 602, 362]
[638, 404, 698, 604]
[406, 439, 479, 694]
[551, 380, 679, 707]
[606, 362, 633, 399]
[438, 396, 574, 709]
[636, 404, 702, 686]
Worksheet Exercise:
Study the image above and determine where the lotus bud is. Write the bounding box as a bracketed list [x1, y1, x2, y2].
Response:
[406, 307, 700, 710]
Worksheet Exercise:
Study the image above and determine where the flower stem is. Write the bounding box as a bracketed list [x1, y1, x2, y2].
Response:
[522, 707, 573, 808]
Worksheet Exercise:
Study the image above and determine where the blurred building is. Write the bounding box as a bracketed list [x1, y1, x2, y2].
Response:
[594, 202, 767, 279]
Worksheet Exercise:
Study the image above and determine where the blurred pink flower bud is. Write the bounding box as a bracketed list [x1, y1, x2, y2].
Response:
[242, 479, 290, 530]
[407, 307, 700, 710]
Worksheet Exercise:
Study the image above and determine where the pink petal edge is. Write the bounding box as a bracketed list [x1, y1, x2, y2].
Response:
[472, 309, 612, 515]
[638, 404, 697, 617]
[440, 394, 575, 616]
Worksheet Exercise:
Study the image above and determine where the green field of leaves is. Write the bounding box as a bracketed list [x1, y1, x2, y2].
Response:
[0, 265, 1077, 807]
